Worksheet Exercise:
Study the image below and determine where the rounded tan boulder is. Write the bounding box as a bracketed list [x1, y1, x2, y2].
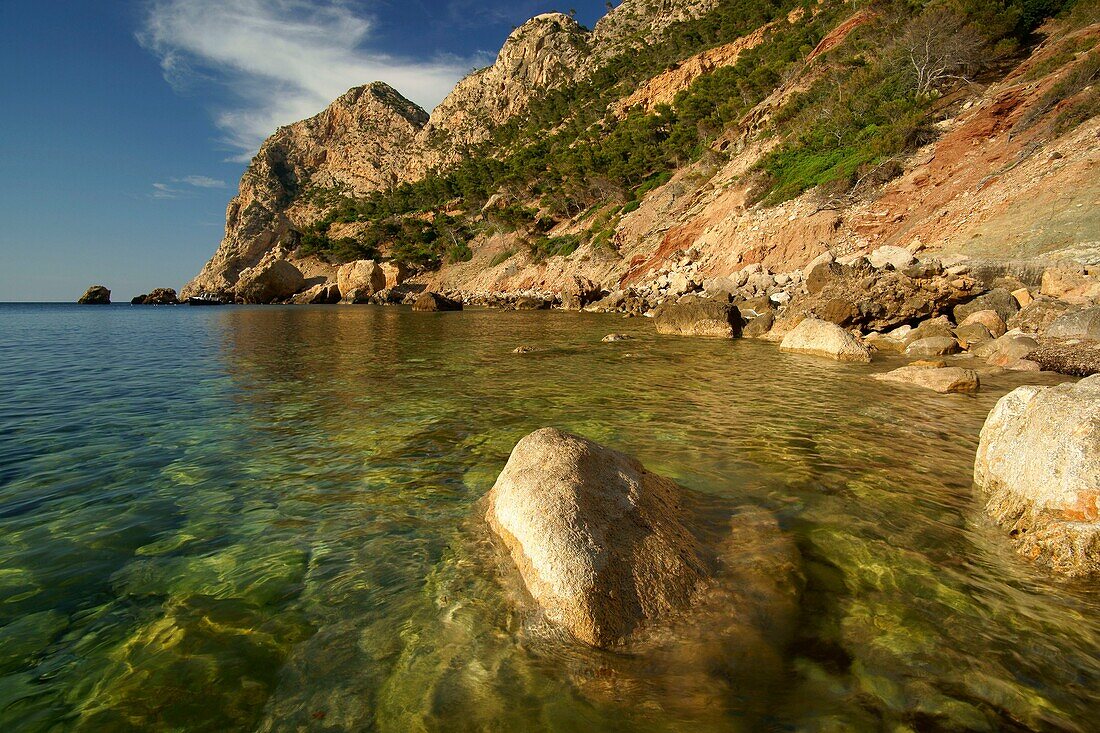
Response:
[484, 428, 707, 648]
[960, 309, 1007, 338]
[975, 375, 1100, 576]
[337, 260, 386, 302]
[235, 257, 304, 303]
[779, 317, 871, 362]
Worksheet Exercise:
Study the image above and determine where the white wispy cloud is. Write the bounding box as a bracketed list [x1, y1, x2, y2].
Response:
[177, 175, 226, 188]
[151, 175, 229, 198]
[138, 0, 476, 161]
[151, 182, 182, 199]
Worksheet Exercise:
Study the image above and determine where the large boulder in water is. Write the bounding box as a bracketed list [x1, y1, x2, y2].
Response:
[780, 317, 871, 362]
[653, 298, 743, 338]
[485, 428, 708, 648]
[78, 285, 110, 304]
[974, 375, 1100, 576]
[235, 255, 304, 303]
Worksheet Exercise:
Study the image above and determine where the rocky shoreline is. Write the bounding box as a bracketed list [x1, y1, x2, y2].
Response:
[78, 246, 1100, 578]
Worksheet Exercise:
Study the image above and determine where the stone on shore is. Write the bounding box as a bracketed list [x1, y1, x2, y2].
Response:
[953, 288, 1019, 324]
[954, 322, 993, 349]
[653, 299, 743, 338]
[484, 428, 707, 648]
[873, 365, 980, 393]
[1007, 297, 1071, 334]
[337, 260, 386, 303]
[1027, 338, 1100, 377]
[867, 245, 914, 270]
[906, 336, 960, 357]
[235, 256, 304, 304]
[561, 275, 602, 310]
[412, 291, 462, 311]
[780, 318, 871, 362]
[380, 261, 409, 290]
[513, 296, 551, 310]
[742, 311, 774, 338]
[974, 376, 1100, 576]
[1040, 266, 1100, 304]
[78, 285, 111, 304]
[960, 309, 1006, 338]
[290, 283, 340, 304]
[1045, 306, 1100, 340]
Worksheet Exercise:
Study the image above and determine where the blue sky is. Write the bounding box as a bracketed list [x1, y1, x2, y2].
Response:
[0, 0, 610, 302]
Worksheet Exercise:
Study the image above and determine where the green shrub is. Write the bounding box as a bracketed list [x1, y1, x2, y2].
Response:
[488, 249, 516, 267]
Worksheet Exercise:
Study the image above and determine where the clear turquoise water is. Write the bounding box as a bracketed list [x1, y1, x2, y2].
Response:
[0, 303, 1096, 732]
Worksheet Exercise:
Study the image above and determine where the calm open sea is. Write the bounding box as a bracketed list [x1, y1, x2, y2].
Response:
[0, 303, 1096, 731]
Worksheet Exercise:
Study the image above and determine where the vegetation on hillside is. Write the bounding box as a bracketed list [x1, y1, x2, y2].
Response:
[296, 0, 1090, 269]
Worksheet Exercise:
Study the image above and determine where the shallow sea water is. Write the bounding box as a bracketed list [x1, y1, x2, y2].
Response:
[0, 303, 1097, 732]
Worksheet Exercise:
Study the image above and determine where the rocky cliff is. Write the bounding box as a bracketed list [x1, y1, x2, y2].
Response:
[183, 83, 428, 297]
[183, 0, 723, 298]
[184, 0, 1100, 304]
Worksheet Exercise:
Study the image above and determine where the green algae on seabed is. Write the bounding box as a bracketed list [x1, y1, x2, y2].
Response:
[0, 304, 1097, 731]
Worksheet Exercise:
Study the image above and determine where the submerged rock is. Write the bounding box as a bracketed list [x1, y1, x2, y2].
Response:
[77, 285, 111, 304]
[780, 318, 871, 362]
[653, 298, 743, 338]
[412, 291, 462, 311]
[485, 428, 707, 648]
[975, 376, 1100, 576]
[873, 365, 980, 394]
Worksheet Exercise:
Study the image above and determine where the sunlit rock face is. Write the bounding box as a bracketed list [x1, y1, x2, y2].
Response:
[181, 83, 428, 299]
[975, 375, 1100, 577]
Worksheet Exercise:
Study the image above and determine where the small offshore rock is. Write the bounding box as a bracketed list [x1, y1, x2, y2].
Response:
[78, 285, 111, 305]
[601, 333, 630, 342]
[780, 318, 871, 362]
[975, 376, 1100, 576]
[412, 291, 463, 311]
[512, 345, 536, 354]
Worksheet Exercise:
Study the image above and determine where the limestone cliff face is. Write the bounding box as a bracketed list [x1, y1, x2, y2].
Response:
[182, 83, 427, 298]
[409, 13, 589, 176]
[185, 0, 723, 298]
[589, 0, 720, 63]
